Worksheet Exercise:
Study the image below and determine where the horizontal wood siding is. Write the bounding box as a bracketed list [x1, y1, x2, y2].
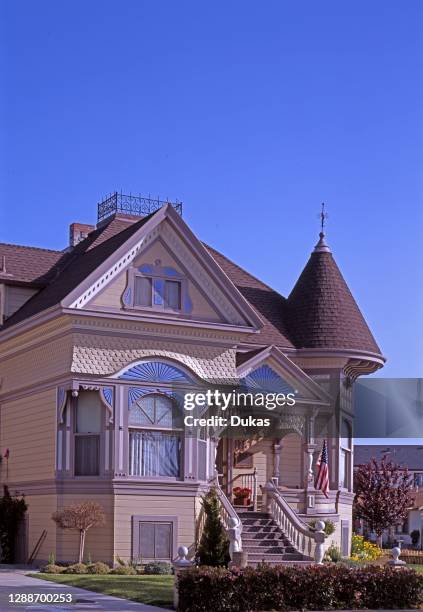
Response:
[113, 494, 197, 561]
[26, 494, 57, 564]
[56, 494, 114, 564]
[0, 389, 56, 482]
[5, 286, 38, 319]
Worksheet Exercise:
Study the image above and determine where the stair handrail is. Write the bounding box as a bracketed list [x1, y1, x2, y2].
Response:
[212, 472, 243, 555]
[264, 481, 326, 563]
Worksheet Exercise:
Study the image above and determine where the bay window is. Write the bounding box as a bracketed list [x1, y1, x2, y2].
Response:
[129, 393, 182, 478]
[74, 391, 102, 476]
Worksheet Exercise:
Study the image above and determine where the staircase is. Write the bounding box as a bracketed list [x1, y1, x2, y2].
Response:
[238, 510, 313, 567]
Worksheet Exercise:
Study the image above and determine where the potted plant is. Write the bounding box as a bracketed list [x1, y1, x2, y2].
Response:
[233, 486, 251, 506]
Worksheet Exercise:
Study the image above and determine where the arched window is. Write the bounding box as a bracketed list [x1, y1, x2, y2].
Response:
[129, 394, 182, 478]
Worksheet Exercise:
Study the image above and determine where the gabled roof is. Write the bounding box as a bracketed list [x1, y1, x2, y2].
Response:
[205, 246, 295, 348]
[0, 243, 62, 285]
[0, 215, 383, 361]
[1, 214, 154, 328]
[286, 234, 381, 354]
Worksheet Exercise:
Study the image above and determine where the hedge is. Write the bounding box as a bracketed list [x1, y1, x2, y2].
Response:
[177, 564, 423, 611]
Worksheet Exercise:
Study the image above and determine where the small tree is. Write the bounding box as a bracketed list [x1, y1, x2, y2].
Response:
[0, 486, 27, 562]
[354, 456, 414, 547]
[196, 488, 229, 567]
[52, 501, 105, 563]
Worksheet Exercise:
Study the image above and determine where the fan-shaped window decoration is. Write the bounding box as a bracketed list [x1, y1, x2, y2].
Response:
[129, 393, 182, 478]
[242, 365, 295, 394]
[118, 360, 193, 384]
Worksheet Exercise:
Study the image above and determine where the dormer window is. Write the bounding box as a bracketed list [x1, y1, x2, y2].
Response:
[134, 276, 181, 310]
[124, 260, 188, 314]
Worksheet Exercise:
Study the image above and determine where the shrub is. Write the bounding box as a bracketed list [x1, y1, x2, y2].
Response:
[0, 486, 28, 563]
[86, 561, 110, 574]
[196, 488, 230, 567]
[351, 534, 383, 561]
[308, 518, 335, 536]
[177, 564, 423, 611]
[64, 563, 88, 574]
[143, 561, 173, 575]
[324, 543, 342, 563]
[42, 564, 65, 574]
[110, 565, 136, 575]
[411, 529, 420, 546]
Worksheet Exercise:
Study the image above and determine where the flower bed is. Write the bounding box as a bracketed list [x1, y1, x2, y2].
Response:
[177, 564, 423, 611]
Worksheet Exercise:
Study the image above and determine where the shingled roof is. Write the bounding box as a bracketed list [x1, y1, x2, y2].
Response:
[287, 233, 381, 354]
[0, 217, 382, 359]
[0, 214, 154, 329]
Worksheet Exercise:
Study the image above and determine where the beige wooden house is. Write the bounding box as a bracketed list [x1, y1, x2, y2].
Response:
[0, 194, 384, 565]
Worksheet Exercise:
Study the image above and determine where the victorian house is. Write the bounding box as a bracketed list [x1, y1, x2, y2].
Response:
[0, 195, 384, 565]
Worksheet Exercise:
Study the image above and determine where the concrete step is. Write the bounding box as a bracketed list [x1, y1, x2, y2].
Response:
[243, 543, 297, 553]
[248, 559, 314, 568]
[247, 552, 306, 562]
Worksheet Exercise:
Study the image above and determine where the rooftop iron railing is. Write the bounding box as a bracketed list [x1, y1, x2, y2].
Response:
[97, 191, 183, 222]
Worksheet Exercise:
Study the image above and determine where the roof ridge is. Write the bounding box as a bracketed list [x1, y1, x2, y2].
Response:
[0, 242, 63, 254]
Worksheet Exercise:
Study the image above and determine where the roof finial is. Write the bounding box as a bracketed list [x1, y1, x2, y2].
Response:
[320, 202, 328, 233]
[314, 202, 331, 253]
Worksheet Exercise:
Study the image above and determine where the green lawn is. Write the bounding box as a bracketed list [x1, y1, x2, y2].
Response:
[412, 564, 423, 573]
[28, 573, 174, 609]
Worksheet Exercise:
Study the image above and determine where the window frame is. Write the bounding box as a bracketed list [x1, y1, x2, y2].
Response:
[128, 392, 183, 480]
[132, 515, 178, 562]
[72, 392, 104, 478]
[125, 266, 186, 314]
[339, 418, 352, 490]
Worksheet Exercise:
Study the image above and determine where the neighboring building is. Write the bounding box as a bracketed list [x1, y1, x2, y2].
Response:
[0, 193, 384, 565]
[354, 445, 423, 547]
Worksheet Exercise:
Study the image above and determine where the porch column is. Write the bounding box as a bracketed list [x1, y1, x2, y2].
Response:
[272, 438, 283, 486]
[303, 410, 318, 513]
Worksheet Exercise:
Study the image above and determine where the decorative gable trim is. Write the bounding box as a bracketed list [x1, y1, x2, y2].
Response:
[237, 345, 332, 405]
[62, 204, 262, 331]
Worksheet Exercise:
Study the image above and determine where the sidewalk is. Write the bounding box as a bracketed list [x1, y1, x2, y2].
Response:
[0, 568, 169, 611]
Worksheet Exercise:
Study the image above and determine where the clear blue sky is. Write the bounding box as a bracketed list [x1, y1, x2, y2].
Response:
[1, 1, 422, 379]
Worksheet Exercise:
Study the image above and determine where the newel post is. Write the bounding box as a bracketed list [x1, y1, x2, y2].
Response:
[313, 520, 326, 564]
[228, 517, 247, 568]
[172, 546, 194, 610]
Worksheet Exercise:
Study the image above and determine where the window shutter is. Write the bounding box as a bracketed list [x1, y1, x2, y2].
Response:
[134, 277, 152, 306]
[139, 522, 172, 559]
[164, 280, 181, 309]
[139, 522, 155, 558]
[155, 523, 172, 559]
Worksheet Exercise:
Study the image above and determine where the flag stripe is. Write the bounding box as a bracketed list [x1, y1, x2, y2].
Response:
[315, 439, 329, 497]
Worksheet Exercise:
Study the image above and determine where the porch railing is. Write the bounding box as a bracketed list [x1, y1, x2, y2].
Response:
[264, 481, 325, 562]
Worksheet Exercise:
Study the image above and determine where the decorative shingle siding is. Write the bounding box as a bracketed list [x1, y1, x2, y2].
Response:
[72, 334, 238, 381]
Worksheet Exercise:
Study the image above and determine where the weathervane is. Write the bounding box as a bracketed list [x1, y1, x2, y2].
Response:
[319, 202, 328, 233]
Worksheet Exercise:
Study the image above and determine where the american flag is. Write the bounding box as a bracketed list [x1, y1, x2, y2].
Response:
[315, 439, 329, 497]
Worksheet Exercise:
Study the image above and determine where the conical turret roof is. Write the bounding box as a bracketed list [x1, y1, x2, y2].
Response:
[287, 233, 382, 354]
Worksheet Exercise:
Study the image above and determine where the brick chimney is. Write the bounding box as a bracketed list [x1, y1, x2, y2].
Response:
[69, 222, 95, 247]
